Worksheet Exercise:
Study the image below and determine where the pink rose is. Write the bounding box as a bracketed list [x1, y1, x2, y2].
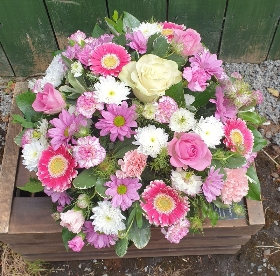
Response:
[168, 133, 212, 171]
[32, 83, 66, 114]
[68, 236, 85, 252]
[60, 209, 85, 234]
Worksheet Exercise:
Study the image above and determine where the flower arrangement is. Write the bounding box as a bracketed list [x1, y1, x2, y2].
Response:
[14, 11, 267, 256]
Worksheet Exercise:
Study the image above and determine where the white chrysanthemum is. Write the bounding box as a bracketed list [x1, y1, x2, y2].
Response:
[94, 76, 131, 105]
[22, 141, 47, 172]
[133, 125, 168, 158]
[171, 170, 202, 196]
[71, 61, 83, 77]
[41, 54, 66, 88]
[193, 116, 224, 148]
[142, 103, 157, 120]
[90, 201, 126, 235]
[184, 94, 195, 105]
[169, 108, 196, 132]
[133, 22, 162, 39]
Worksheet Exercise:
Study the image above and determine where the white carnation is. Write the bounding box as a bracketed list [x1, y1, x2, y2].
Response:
[169, 108, 196, 132]
[133, 22, 162, 39]
[90, 201, 126, 235]
[193, 116, 224, 148]
[71, 61, 83, 77]
[133, 125, 168, 158]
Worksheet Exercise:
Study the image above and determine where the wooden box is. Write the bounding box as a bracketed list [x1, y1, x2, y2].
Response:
[0, 83, 265, 262]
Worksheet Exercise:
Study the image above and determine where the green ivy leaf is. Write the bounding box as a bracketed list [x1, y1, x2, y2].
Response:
[73, 168, 96, 189]
[165, 81, 186, 108]
[123, 11, 140, 32]
[128, 217, 150, 249]
[62, 227, 76, 251]
[115, 237, 129, 257]
[246, 165, 261, 201]
[92, 24, 106, 38]
[152, 36, 169, 57]
[249, 127, 267, 152]
[18, 178, 44, 193]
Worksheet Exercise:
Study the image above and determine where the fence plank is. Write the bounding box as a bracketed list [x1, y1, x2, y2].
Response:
[0, 44, 14, 77]
[107, 0, 167, 22]
[0, 0, 58, 76]
[45, 0, 108, 49]
[268, 24, 280, 60]
[220, 0, 280, 63]
[168, 0, 227, 54]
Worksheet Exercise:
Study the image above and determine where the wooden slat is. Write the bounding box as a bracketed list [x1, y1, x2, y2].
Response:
[219, 0, 280, 63]
[0, 83, 25, 233]
[168, 0, 227, 54]
[0, 0, 57, 76]
[107, 0, 167, 22]
[0, 44, 14, 77]
[45, 0, 108, 49]
[268, 24, 280, 60]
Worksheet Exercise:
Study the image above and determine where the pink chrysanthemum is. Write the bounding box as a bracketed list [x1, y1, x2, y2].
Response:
[116, 149, 147, 179]
[72, 136, 106, 169]
[189, 49, 223, 78]
[161, 21, 185, 41]
[141, 180, 189, 227]
[221, 168, 249, 204]
[155, 96, 178, 123]
[82, 221, 118, 249]
[48, 109, 87, 150]
[37, 145, 78, 192]
[202, 167, 224, 202]
[161, 218, 190, 243]
[68, 236, 85, 252]
[44, 187, 72, 207]
[183, 66, 211, 92]
[126, 30, 147, 54]
[89, 43, 131, 77]
[76, 92, 104, 118]
[95, 101, 137, 142]
[223, 118, 254, 156]
[105, 175, 142, 211]
[69, 30, 86, 44]
[210, 86, 237, 123]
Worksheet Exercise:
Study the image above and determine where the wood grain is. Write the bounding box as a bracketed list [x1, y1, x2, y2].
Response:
[268, 24, 280, 60]
[0, 44, 14, 77]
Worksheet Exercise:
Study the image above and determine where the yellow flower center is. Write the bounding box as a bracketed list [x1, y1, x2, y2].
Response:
[101, 54, 120, 69]
[230, 129, 244, 145]
[117, 184, 127, 195]
[113, 115, 125, 127]
[154, 193, 175, 214]
[162, 29, 173, 36]
[48, 155, 68, 178]
[64, 127, 69, 137]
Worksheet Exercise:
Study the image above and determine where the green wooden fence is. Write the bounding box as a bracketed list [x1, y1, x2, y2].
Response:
[0, 0, 279, 77]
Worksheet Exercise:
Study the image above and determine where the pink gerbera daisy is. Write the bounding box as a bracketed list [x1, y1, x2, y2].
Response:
[95, 101, 137, 142]
[89, 43, 131, 77]
[82, 221, 118, 249]
[72, 136, 106, 169]
[223, 118, 254, 155]
[48, 109, 87, 150]
[141, 180, 189, 227]
[37, 145, 78, 192]
[105, 175, 142, 211]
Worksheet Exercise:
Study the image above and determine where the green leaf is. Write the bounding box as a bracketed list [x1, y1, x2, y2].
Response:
[250, 127, 267, 152]
[12, 114, 34, 128]
[68, 72, 87, 93]
[165, 81, 186, 108]
[238, 111, 266, 126]
[92, 24, 106, 38]
[112, 138, 136, 156]
[212, 199, 230, 209]
[128, 217, 150, 249]
[123, 11, 140, 32]
[105, 17, 119, 36]
[152, 36, 169, 57]
[18, 178, 44, 193]
[14, 130, 25, 146]
[115, 237, 129, 257]
[95, 177, 107, 198]
[208, 208, 219, 226]
[115, 18, 124, 34]
[62, 227, 76, 251]
[73, 168, 96, 189]
[113, 144, 138, 159]
[166, 53, 186, 68]
[146, 33, 161, 53]
[127, 207, 136, 226]
[224, 155, 246, 168]
[113, 34, 127, 46]
[112, 10, 119, 22]
[61, 55, 73, 68]
[246, 165, 261, 201]
[16, 92, 42, 122]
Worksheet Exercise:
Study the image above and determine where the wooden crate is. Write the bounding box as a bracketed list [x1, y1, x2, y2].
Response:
[0, 82, 265, 262]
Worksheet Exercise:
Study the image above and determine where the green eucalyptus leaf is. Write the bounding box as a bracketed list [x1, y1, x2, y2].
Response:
[115, 237, 129, 257]
[73, 168, 96, 189]
[123, 11, 140, 32]
[152, 36, 169, 57]
[18, 178, 44, 193]
[246, 165, 261, 201]
[128, 218, 150, 249]
[165, 81, 186, 108]
[62, 227, 76, 251]
[92, 24, 106, 38]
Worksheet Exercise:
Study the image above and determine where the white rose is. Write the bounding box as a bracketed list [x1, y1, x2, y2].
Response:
[119, 54, 182, 103]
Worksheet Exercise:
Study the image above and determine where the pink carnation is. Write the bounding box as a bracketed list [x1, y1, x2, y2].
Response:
[60, 209, 85, 234]
[221, 168, 249, 204]
[69, 30, 86, 44]
[126, 30, 147, 54]
[116, 149, 147, 179]
[155, 96, 178, 123]
[44, 187, 72, 207]
[68, 236, 85, 252]
[183, 66, 211, 92]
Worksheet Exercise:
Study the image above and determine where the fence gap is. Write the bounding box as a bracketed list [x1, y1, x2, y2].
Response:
[266, 16, 280, 61]
[217, 0, 229, 59]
